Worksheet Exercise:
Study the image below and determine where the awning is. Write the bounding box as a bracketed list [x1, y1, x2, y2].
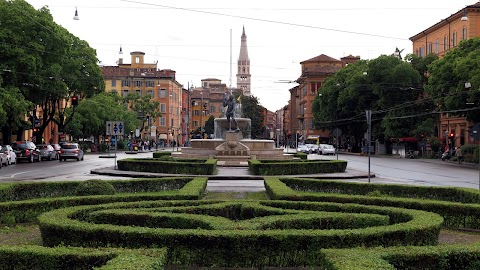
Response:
[399, 137, 418, 142]
[159, 134, 167, 139]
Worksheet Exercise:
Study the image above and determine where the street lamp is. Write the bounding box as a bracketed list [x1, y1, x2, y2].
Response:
[364, 71, 372, 183]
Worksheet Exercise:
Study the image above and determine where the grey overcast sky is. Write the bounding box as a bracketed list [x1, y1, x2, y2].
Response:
[25, 0, 475, 112]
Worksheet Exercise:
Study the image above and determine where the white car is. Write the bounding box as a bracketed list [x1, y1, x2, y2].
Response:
[297, 144, 310, 153]
[1, 145, 16, 165]
[319, 144, 336, 155]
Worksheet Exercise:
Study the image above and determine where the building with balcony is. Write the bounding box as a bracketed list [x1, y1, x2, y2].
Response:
[102, 51, 184, 146]
[409, 2, 480, 148]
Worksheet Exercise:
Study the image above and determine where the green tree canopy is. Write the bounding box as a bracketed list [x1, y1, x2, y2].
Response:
[0, 0, 104, 144]
[313, 55, 426, 143]
[66, 92, 137, 142]
[239, 94, 265, 139]
[426, 37, 480, 123]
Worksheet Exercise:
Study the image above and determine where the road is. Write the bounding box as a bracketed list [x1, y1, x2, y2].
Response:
[0, 150, 478, 189]
[0, 151, 153, 182]
[310, 153, 480, 189]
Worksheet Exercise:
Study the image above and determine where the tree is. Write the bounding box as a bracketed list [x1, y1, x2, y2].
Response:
[123, 93, 161, 133]
[239, 94, 264, 139]
[66, 92, 137, 143]
[0, 0, 104, 144]
[313, 55, 426, 146]
[426, 37, 480, 124]
[0, 86, 32, 144]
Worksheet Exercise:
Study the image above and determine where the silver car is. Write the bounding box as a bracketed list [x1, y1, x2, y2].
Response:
[0, 145, 8, 168]
[59, 143, 84, 161]
[1, 145, 17, 165]
[37, 144, 57, 161]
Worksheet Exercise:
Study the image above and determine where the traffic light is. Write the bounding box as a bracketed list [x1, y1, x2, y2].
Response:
[449, 132, 454, 138]
[71, 96, 79, 106]
[203, 103, 207, 110]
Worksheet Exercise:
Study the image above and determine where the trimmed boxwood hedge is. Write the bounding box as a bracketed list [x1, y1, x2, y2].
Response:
[265, 177, 480, 230]
[248, 159, 347, 175]
[0, 246, 166, 270]
[0, 177, 207, 224]
[5, 174, 480, 269]
[117, 158, 217, 175]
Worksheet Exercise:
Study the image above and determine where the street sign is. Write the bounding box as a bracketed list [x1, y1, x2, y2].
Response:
[470, 123, 480, 140]
[106, 121, 124, 136]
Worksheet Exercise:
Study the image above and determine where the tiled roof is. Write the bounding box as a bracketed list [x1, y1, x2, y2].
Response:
[101, 66, 175, 79]
[301, 54, 340, 63]
[301, 65, 342, 77]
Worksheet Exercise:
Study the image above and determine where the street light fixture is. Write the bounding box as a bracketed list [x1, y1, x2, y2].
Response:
[73, 7, 79, 20]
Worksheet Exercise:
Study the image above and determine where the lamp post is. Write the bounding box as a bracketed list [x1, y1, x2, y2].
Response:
[200, 90, 204, 138]
[363, 71, 371, 183]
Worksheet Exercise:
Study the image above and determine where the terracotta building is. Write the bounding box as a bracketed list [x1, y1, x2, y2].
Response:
[287, 54, 360, 144]
[102, 51, 184, 146]
[409, 2, 480, 148]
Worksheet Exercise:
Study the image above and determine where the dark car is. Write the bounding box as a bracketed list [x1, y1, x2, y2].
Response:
[11, 141, 41, 163]
[59, 143, 84, 161]
[37, 144, 57, 161]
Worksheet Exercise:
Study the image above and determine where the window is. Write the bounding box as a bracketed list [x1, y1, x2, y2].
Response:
[159, 89, 167, 98]
[435, 39, 439, 54]
[452, 32, 457, 47]
[427, 43, 432, 54]
[419, 46, 424, 58]
[194, 110, 199, 116]
[146, 90, 153, 98]
[443, 36, 448, 51]
[160, 104, 166, 113]
[122, 90, 129, 97]
[134, 80, 142, 87]
[136, 90, 141, 96]
[122, 80, 130, 87]
[193, 121, 198, 128]
[111, 90, 117, 95]
[135, 56, 140, 64]
[160, 117, 166, 126]
[111, 80, 116, 87]
[146, 80, 155, 88]
[210, 106, 215, 113]
[462, 27, 467, 40]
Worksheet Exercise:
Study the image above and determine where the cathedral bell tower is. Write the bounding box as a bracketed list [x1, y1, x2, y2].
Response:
[236, 26, 251, 96]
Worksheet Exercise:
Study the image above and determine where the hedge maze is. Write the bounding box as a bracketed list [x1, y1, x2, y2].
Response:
[2, 175, 480, 269]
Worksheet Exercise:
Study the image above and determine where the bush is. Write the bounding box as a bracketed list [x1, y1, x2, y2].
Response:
[75, 180, 116, 196]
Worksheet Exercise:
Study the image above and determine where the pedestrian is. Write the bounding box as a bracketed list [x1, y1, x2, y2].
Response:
[456, 146, 463, 164]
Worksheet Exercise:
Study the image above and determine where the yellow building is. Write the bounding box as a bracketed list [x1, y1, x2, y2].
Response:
[102, 51, 183, 146]
[409, 2, 479, 147]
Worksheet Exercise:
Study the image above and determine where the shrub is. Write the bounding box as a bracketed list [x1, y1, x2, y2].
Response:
[75, 180, 116, 196]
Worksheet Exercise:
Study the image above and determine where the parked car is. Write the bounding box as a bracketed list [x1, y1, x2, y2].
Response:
[319, 144, 336, 155]
[37, 144, 57, 161]
[0, 146, 8, 168]
[51, 143, 62, 159]
[1, 145, 17, 165]
[305, 143, 319, 154]
[59, 143, 84, 161]
[11, 141, 41, 163]
[297, 144, 310, 154]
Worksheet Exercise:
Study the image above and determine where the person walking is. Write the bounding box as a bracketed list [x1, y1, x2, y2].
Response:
[456, 146, 463, 164]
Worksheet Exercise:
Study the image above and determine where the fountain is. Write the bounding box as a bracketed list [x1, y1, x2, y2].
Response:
[178, 95, 292, 166]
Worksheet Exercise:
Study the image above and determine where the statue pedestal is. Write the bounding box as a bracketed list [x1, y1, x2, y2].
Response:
[215, 131, 250, 157]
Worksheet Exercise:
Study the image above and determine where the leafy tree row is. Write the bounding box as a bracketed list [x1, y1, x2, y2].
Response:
[313, 39, 480, 148]
[0, 0, 104, 144]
